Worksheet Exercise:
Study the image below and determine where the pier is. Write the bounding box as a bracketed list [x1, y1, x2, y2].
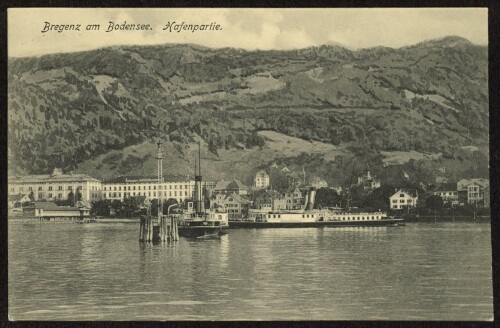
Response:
[139, 141, 179, 243]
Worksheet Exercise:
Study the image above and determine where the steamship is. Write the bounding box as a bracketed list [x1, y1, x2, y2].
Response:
[229, 187, 404, 228]
[175, 146, 229, 238]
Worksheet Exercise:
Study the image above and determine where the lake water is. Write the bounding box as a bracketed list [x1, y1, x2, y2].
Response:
[8, 221, 493, 321]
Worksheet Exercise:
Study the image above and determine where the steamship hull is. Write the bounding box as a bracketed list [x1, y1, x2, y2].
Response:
[228, 218, 404, 228]
[178, 220, 228, 238]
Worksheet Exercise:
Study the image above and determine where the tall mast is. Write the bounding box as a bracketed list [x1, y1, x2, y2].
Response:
[156, 141, 164, 220]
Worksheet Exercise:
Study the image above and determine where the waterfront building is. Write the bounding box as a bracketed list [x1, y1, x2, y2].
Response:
[433, 183, 459, 205]
[457, 178, 490, 206]
[22, 201, 91, 219]
[254, 170, 270, 190]
[282, 186, 305, 210]
[389, 189, 418, 210]
[212, 192, 251, 219]
[102, 175, 196, 203]
[8, 168, 102, 202]
[253, 189, 287, 210]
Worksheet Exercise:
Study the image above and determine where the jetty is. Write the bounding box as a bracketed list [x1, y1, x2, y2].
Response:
[138, 141, 179, 242]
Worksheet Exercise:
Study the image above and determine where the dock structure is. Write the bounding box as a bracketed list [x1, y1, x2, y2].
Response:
[139, 141, 179, 243]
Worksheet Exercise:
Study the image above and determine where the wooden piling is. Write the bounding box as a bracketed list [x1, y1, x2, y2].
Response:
[139, 215, 145, 242]
[174, 216, 179, 241]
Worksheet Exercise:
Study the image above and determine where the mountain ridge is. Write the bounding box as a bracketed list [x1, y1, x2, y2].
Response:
[8, 36, 489, 187]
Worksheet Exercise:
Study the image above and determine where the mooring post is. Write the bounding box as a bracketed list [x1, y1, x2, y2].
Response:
[139, 215, 145, 242]
[174, 216, 179, 241]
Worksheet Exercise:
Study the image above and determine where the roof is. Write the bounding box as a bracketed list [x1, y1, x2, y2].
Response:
[434, 182, 457, 192]
[254, 189, 282, 199]
[8, 194, 28, 201]
[25, 202, 80, 211]
[458, 178, 489, 188]
[10, 173, 100, 184]
[255, 170, 269, 178]
[391, 189, 418, 198]
[214, 180, 231, 191]
[103, 174, 192, 184]
[226, 180, 249, 191]
[225, 193, 251, 205]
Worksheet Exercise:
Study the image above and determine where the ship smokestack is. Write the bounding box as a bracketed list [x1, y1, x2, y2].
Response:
[306, 187, 316, 211]
[194, 143, 205, 214]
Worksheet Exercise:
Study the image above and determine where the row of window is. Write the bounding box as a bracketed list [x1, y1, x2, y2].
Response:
[11, 185, 83, 192]
[335, 216, 380, 221]
[103, 184, 191, 191]
[392, 199, 414, 203]
[105, 190, 189, 198]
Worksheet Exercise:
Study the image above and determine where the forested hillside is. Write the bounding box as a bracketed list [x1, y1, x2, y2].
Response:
[8, 36, 489, 186]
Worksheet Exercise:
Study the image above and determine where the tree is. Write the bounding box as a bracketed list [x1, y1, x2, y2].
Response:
[28, 190, 35, 202]
[425, 195, 444, 211]
[314, 188, 341, 209]
[122, 196, 146, 217]
[91, 200, 111, 216]
[67, 190, 75, 206]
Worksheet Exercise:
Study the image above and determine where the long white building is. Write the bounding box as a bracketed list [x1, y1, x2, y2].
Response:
[102, 175, 197, 203]
[8, 168, 102, 202]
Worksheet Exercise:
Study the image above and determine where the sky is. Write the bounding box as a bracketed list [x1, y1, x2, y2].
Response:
[8, 8, 488, 57]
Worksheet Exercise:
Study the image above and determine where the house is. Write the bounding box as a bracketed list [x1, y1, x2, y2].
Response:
[457, 178, 490, 206]
[8, 194, 30, 208]
[252, 190, 287, 211]
[254, 170, 270, 190]
[357, 171, 381, 190]
[389, 189, 418, 210]
[211, 192, 251, 219]
[433, 183, 459, 205]
[309, 176, 328, 189]
[457, 178, 489, 191]
[213, 179, 250, 196]
[282, 186, 305, 210]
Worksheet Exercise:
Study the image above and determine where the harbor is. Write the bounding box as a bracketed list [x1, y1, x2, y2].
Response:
[8, 221, 493, 321]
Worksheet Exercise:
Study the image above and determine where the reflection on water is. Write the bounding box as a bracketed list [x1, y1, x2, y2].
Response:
[8, 222, 493, 321]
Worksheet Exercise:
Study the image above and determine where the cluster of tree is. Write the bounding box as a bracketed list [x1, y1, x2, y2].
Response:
[90, 197, 179, 217]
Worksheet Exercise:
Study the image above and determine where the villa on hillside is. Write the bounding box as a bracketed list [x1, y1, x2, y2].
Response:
[253, 170, 270, 190]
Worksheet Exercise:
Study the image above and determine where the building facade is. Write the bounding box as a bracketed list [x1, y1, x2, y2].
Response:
[213, 179, 250, 196]
[102, 175, 196, 203]
[254, 171, 270, 190]
[457, 178, 490, 206]
[433, 183, 459, 205]
[8, 168, 102, 202]
[389, 189, 418, 210]
[212, 193, 251, 219]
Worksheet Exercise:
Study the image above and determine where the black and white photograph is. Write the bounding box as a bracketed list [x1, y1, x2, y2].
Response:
[6, 7, 492, 321]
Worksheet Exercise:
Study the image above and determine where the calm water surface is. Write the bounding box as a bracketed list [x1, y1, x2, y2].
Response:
[8, 221, 492, 320]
